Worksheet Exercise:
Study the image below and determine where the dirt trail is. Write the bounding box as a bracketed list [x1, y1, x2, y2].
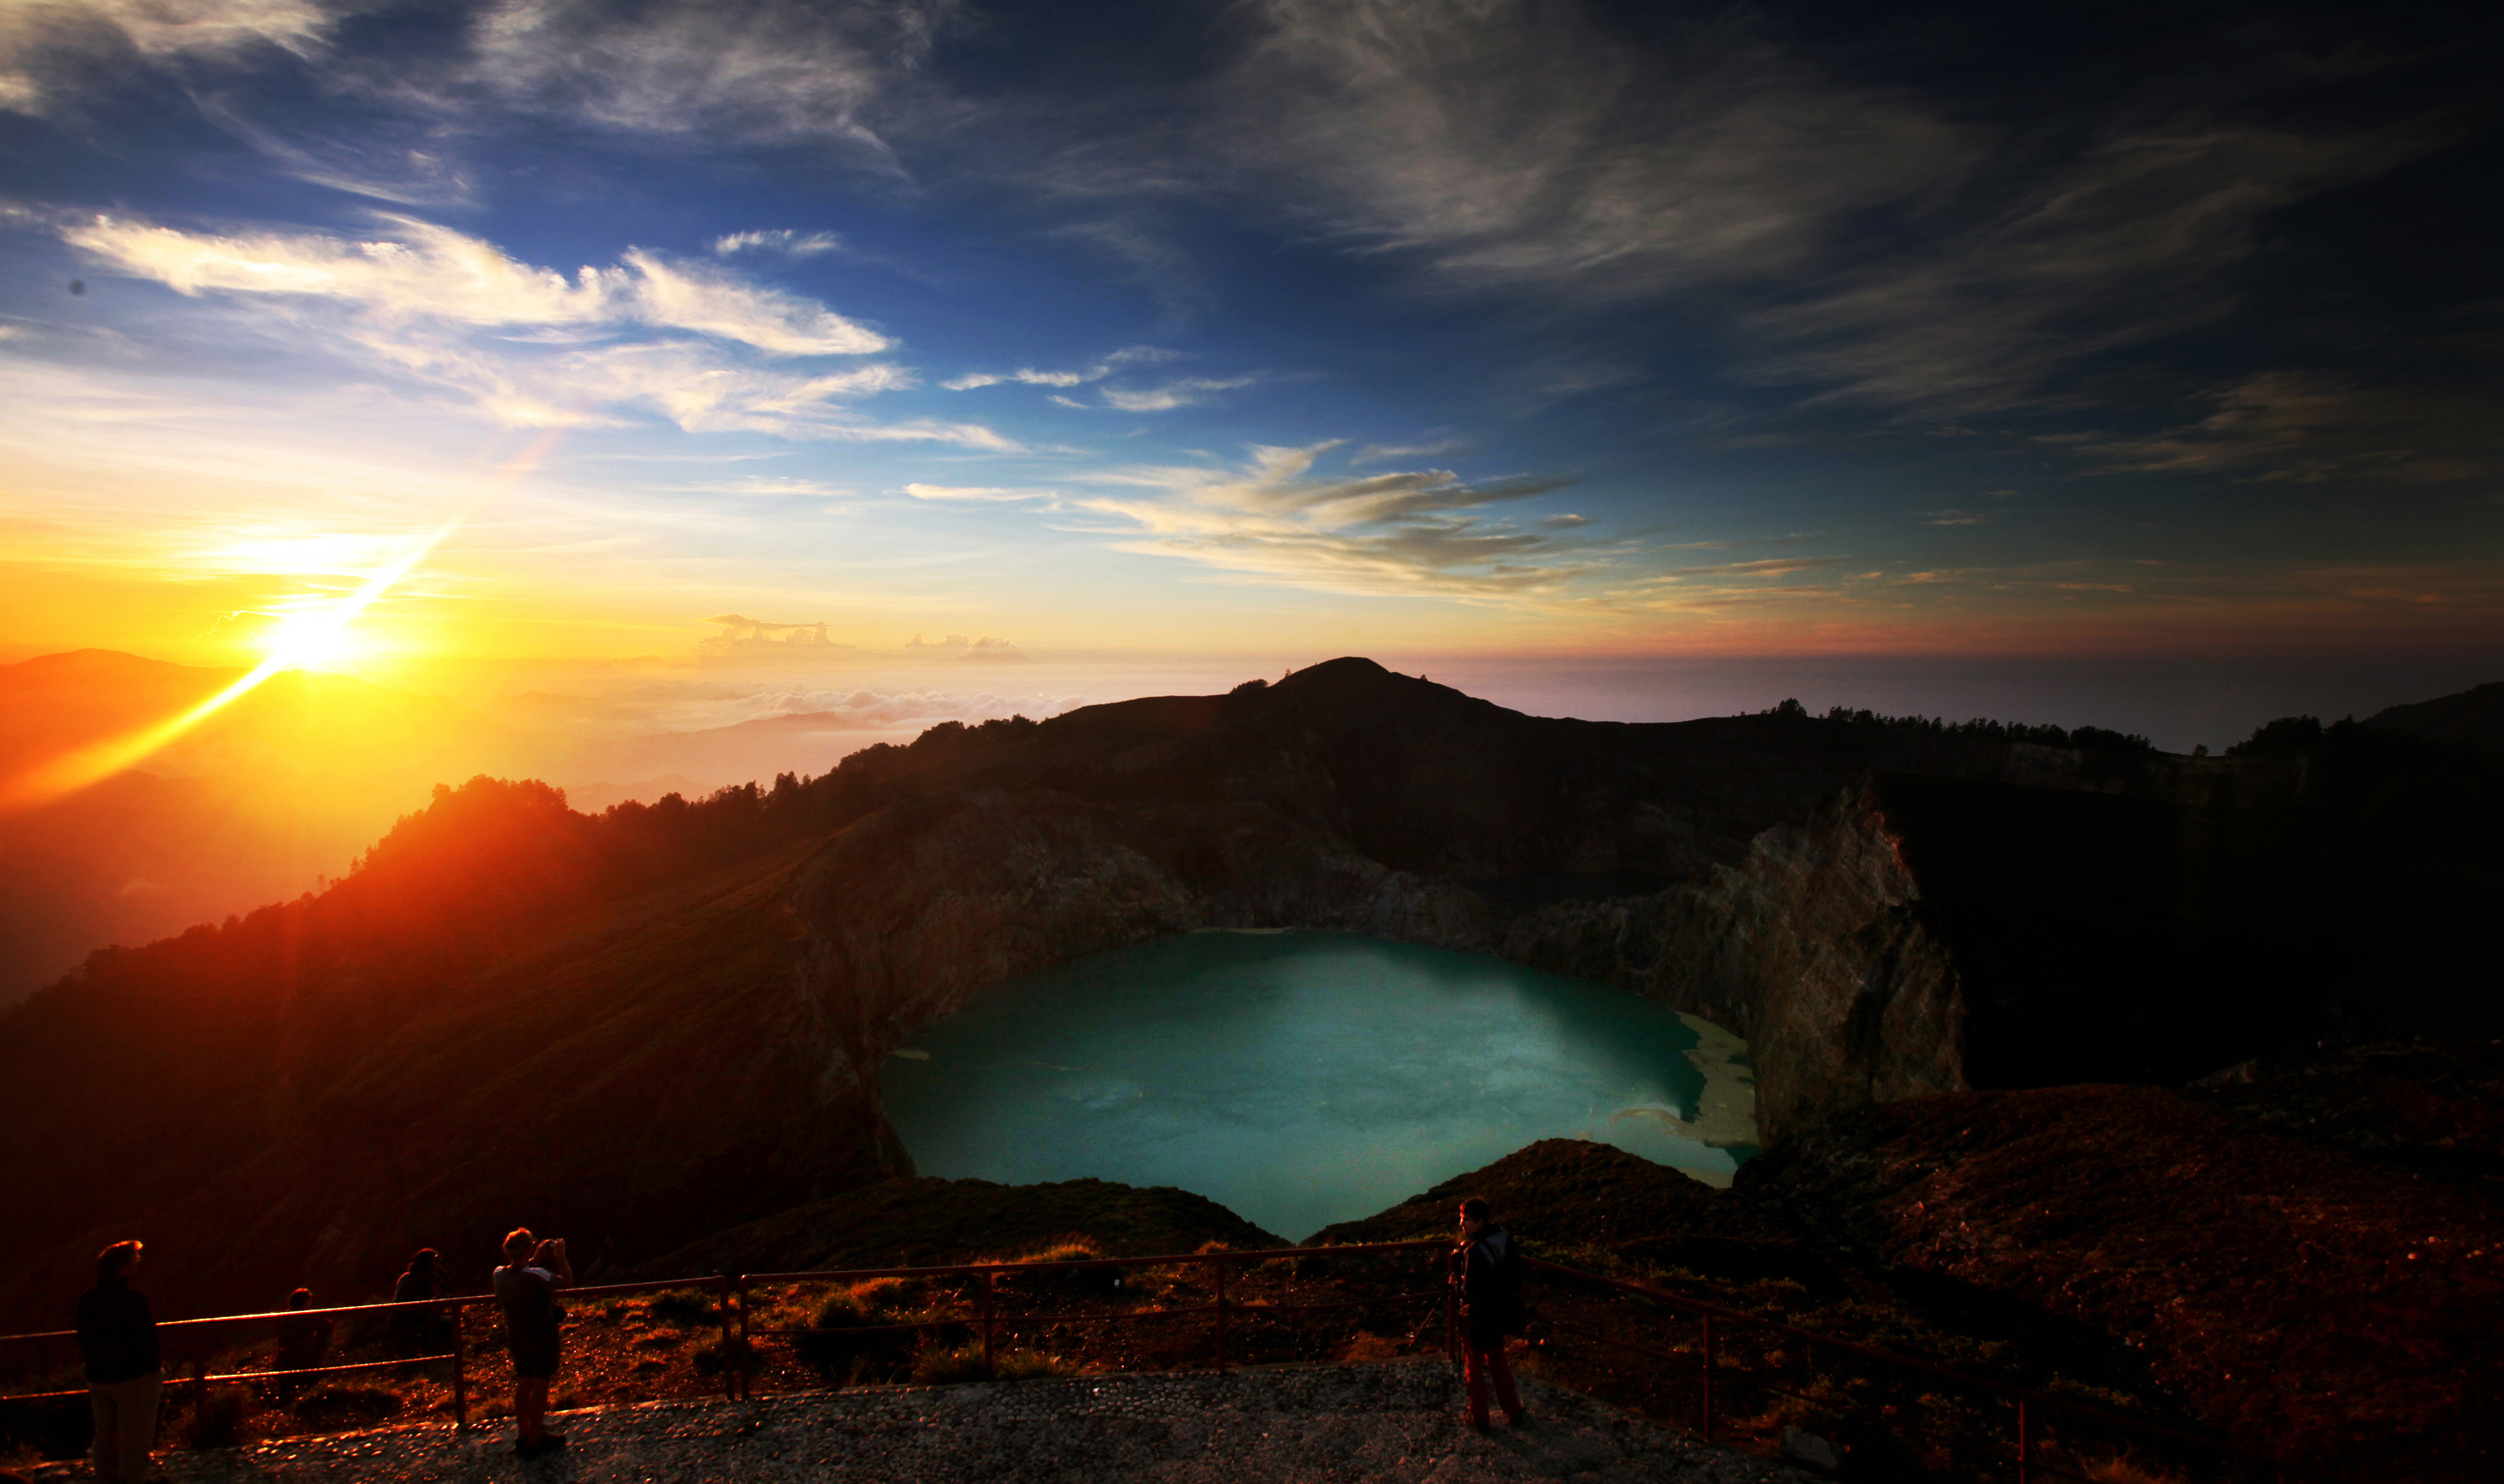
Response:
[21, 1362, 1810, 1484]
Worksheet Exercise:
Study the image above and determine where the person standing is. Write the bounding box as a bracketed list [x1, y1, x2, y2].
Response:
[492, 1229, 573, 1459]
[273, 1288, 333, 1391]
[75, 1240, 159, 1483]
[1456, 1197, 1527, 1431]
[390, 1249, 452, 1356]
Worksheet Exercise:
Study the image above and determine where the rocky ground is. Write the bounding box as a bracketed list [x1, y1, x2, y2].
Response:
[1744, 1076, 2504, 1481]
[13, 1363, 1811, 1484]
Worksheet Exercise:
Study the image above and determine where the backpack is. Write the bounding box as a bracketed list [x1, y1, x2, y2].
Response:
[1477, 1229, 1527, 1335]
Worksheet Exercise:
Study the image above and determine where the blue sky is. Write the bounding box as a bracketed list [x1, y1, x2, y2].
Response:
[1, 0, 2498, 679]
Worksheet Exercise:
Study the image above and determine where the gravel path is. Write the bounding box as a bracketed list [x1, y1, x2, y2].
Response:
[21, 1362, 1810, 1484]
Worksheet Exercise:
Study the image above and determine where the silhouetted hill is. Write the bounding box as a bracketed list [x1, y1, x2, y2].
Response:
[0, 650, 542, 1002]
[2, 658, 2496, 1340]
[2369, 677, 2504, 755]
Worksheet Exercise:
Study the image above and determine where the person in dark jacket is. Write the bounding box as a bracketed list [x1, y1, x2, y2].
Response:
[75, 1240, 160, 1482]
[492, 1229, 573, 1460]
[273, 1288, 333, 1389]
[389, 1249, 453, 1356]
[1456, 1197, 1527, 1431]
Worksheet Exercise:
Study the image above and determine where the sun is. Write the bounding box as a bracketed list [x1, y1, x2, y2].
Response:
[259, 608, 366, 670]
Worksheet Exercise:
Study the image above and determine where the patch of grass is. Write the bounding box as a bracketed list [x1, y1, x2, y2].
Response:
[995, 1239, 1123, 1302]
[2068, 1448, 2194, 1484]
[789, 1285, 920, 1384]
[846, 1275, 924, 1311]
[907, 1341, 1074, 1385]
[643, 1289, 720, 1328]
[995, 1349, 1077, 1381]
[910, 1340, 991, 1386]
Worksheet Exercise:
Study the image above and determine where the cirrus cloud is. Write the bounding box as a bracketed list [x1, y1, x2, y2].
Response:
[1071, 442, 1608, 603]
[48, 211, 1023, 448]
[65, 215, 891, 354]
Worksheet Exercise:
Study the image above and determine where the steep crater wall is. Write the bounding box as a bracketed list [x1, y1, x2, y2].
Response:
[786, 755, 1969, 1151]
[780, 659, 2345, 1158]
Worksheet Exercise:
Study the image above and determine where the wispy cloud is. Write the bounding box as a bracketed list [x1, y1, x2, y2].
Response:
[1071, 442, 1601, 602]
[189, 93, 477, 208]
[1098, 375, 1260, 412]
[691, 475, 858, 498]
[1224, 0, 1971, 300]
[903, 482, 1046, 502]
[943, 345, 1179, 391]
[1742, 127, 2441, 415]
[1, 0, 331, 116]
[2063, 371, 2495, 485]
[1354, 436, 1471, 466]
[713, 229, 846, 258]
[55, 212, 1017, 449]
[1672, 557, 1850, 579]
[456, 0, 957, 160]
[65, 215, 892, 354]
[1211, 0, 2461, 437]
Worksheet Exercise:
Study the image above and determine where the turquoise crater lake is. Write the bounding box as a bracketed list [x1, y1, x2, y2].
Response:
[881, 931, 1758, 1241]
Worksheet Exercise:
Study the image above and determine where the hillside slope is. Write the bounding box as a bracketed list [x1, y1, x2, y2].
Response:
[3, 659, 2494, 1333]
[0, 650, 543, 1002]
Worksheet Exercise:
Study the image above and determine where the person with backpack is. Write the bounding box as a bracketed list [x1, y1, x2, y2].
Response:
[1455, 1196, 1527, 1431]
[492, 1229, 573, 1460]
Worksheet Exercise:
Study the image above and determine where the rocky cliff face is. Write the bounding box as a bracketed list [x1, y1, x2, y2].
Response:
[775, 662, 2138, 1148]
[1486, 780, 1964, 1139]
[775, 659, 2432, 1158]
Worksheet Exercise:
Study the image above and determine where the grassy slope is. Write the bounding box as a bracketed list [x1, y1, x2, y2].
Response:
[643, 1175, 1283, 1277]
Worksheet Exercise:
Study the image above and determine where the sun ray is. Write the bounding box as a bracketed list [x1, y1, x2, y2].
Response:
[0, 430, 566, 816]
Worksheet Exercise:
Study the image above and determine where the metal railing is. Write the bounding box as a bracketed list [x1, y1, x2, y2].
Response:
[0, 1242, 2351, 1481]
[731, 1239, 1448, 1399]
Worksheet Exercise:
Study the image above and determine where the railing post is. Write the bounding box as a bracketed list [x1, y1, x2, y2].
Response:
[717, 1276, 737, 1401]
[449, 1303, 467, 1430]
[2017, 1397, 2030, 1484]
[1213, 1257, 1229, 1372]
[736, 1278, 751, 1401]
[1442, 1260, 1458, 1372]
[1700, 1313, 1714, 1443]
[980, 1270, 997, 1381]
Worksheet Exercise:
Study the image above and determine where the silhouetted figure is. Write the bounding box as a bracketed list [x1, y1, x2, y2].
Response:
[390, 1249, 453, 1356]
[492, 1229, 573, 1459]
[75, 1240, 159, 1483]
[274, 1288, 333, 1384]
[1455, 1196, 1527, 1431]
